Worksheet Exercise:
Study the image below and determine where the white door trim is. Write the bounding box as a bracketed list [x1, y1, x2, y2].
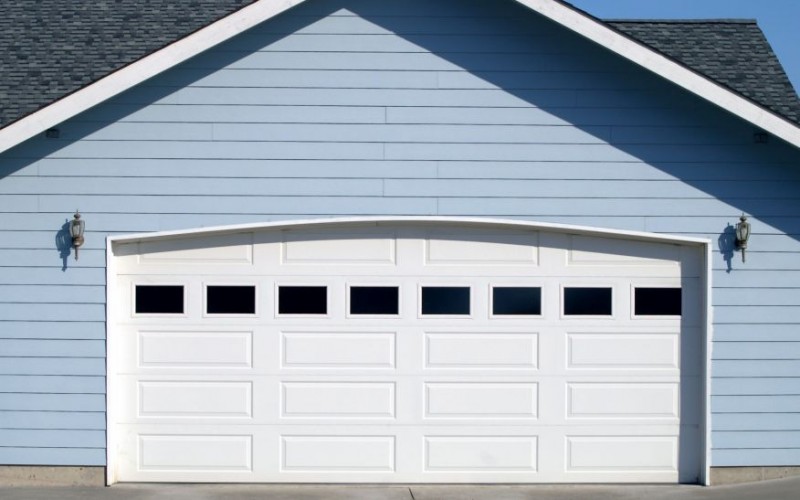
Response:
[107, 216, 710, 246]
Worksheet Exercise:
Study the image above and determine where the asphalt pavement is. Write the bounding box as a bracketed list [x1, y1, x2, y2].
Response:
[2, 477, 800, 500]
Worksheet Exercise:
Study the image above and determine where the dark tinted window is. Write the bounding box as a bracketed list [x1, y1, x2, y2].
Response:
[279, 286, 327, 315]
[135, 285, 184, 314]
[493, 287, 541, 316]
[350, 286, 399, 315]
[207, 285, 256, 315]
[421, 287, 470, 315]
[635, 288, 682, 316]
[564, 287, 612, 316]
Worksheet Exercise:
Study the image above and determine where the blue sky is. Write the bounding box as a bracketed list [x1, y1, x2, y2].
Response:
[567, 0, 800, 91]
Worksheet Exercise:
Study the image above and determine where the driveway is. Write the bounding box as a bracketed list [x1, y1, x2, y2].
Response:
[2, 478, 800, 500]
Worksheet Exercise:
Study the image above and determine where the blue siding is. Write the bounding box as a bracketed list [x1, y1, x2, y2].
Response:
[0, 322, 105, 340]
[0, 394, 105, 412]
[714, 361, 800, 378]
[0, 0, 799, 469]
[0, 411, 106, 430]
[0, 430, 105, 448]
[713, 432, 800, 449]
[0, 376, 105, 394]
[713, 449, 800, 467]
[713, 343, 800, 360]
[0, 358, 105, 376]
[0, 340, 105, 358]
[713, 378, 800, 395]
[714, 414, 800, 431]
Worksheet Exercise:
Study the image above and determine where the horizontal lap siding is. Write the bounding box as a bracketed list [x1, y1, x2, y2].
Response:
[1, 0, 799, 467]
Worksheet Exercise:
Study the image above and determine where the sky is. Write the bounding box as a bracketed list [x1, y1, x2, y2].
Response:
[566, 0, 800, 91]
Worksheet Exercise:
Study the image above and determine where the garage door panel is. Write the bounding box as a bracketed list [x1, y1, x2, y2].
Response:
[281, 331, 396, 369]
[138, 434, 254, 472]
[138, 233, 255, 264]
[424, 382, 538, 419]
[119, 377, 259, 424]
[567, 235, 682, 268]
[425, 229, 539, 266]
[281, 435, 396, 472]
[138, 330, 254, 369]
[424, 436, 538, 472]
[424, 332, 538, 369]
[566, 383, 679, 420]
[281, 382, 396, 418]
[118, 328, 262, 373]
[282, 230, 397, 265]
[565, 436, 678, 472]
[566, 332, 679, 370]
[138, 381, 253, 418]
[111, 222, 702, 483]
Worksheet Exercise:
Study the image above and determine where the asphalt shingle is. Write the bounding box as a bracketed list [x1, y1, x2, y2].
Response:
[0, 0, 257, 129]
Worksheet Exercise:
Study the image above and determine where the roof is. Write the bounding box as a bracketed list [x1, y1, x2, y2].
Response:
[0, 0, 258, 129]
[608, 19, 800, 126]
[1, 0, 799, 152]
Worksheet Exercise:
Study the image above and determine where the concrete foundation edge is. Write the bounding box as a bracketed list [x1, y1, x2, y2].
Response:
[0, 466, 105, 487]
[2, 465, 799, 487]
[710, 466, 800, 485]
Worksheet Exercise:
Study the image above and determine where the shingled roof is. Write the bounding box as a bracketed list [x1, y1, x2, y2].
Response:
[608, 19, 800, 125]
[0, 0, 257, 129]
[1, 1, 799, 130]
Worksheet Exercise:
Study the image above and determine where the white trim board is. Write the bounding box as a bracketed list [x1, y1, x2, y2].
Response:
[1, 0, 799, 154]
[107, 216, 711, 247]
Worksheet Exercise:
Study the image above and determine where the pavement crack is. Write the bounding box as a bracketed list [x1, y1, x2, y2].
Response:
[408, 486, 416, 500]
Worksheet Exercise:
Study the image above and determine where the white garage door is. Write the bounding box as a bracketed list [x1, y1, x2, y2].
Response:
[109, 221, 705, 483]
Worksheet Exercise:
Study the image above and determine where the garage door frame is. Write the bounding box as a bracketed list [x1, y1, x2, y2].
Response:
[105, 216, 713, 485]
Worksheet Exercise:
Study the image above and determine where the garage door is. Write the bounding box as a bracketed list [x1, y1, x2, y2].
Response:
[109, 221, 705, 483]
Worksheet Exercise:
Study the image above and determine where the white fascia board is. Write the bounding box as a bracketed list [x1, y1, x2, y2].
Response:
[0, 0, 308, 155]
[514, 0, 800, 148]
[107, 216, 710, 247]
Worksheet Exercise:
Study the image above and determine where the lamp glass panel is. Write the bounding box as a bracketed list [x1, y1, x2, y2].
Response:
[71, 219, 85, 238]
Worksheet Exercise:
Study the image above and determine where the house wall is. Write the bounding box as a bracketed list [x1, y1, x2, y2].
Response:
[1, 0, 799, 470]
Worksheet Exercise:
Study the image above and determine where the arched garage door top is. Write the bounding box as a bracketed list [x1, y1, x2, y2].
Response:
[108, 216, 711, 248]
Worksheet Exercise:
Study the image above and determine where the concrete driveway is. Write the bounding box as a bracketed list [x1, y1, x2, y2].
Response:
[2, 477, 800, 500]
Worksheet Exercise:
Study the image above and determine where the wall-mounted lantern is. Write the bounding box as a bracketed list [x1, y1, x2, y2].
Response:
[735, 214, 751, 263]
[70, 211, 85, 260]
